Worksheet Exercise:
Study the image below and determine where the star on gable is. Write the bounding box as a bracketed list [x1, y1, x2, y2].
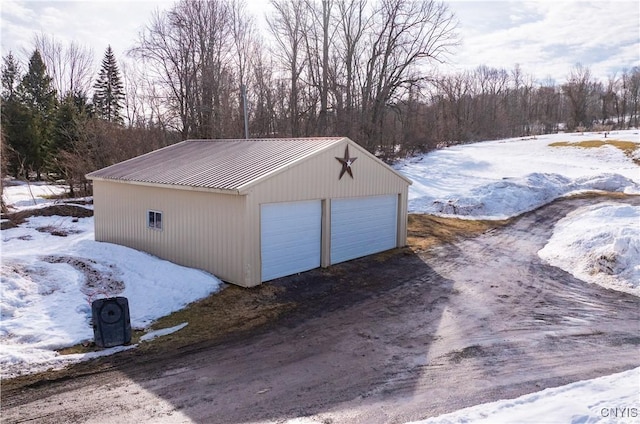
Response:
[335, 146, 358, 180]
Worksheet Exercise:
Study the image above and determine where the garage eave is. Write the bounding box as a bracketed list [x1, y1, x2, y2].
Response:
[348, 143, 413, 186]
[87, 176, 242, 196]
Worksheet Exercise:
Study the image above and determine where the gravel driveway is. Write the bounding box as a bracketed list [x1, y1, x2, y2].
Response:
[3, 195, 639, 424]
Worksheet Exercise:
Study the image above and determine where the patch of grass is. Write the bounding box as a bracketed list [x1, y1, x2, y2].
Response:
[373, 246, 414, 262]
[407, 214, 509, 252]
[57, 329, 148, 355]
[549, 139, 640, 164]
[57, 283, 295, 357]
[447, 344, 487, 363]
[141, 284, 293, 351]
[565, 191, 630, 200]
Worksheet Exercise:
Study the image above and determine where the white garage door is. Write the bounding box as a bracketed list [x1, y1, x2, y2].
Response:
[331, 195, 398, 264]
[261, 200, 322, 282]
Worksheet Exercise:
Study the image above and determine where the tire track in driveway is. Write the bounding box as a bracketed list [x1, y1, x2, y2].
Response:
[348, 194, 640, 423]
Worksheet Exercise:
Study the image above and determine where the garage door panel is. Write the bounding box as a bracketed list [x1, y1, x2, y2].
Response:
[261, 200, 321, 282]
[331, 195, 397, 264]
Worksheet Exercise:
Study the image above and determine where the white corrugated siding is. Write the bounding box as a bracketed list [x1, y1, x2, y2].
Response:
[260, 200, 322, 282]
[330, 195, 398, 264]
[93, 180, 248, 285]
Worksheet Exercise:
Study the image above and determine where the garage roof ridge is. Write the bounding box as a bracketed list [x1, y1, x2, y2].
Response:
[87, 136, 349, 191]
[186, 136, 345, 143]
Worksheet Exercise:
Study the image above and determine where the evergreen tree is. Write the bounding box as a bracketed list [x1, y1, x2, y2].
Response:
[18, 50, 57, 114]
[1, 52, 20, 101]
[1, 52, 25, 177]
[52, 90, 89, 153]
[93, 46, 125, 124]
[50, 90, 92, 195]
[7, 50, 57, 179]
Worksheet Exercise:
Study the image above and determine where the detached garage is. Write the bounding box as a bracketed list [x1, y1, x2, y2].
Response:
[87, 137, 411, 287]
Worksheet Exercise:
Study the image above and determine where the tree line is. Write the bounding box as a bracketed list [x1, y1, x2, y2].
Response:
[1, 41, 177, 196]
[419, 63, 640, 152]
[2, 0, 640, 194]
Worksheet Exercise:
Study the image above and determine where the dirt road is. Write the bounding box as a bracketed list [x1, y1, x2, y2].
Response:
[2, 195, 639, 424]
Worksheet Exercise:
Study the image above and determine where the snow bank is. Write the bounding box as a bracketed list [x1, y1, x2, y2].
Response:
[410, 367, 640, 424]
[417, 172, 638, 219]
[394, 131, 640, 297]
[396, 130, 640, 219]
[538, 202, 640, 296]
[140, 322, 189, 342]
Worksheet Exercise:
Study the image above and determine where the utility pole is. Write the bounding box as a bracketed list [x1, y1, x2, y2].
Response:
[241, 84, 249, 139]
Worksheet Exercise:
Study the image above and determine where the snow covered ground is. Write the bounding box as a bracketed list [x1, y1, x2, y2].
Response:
[538, 201, 640, 296]
[396, 131, 639, 218]
[1, 182, 223, 378]
[396, 130, 640, 296]
[409, 367, 639, 424]
[1, 129, 639, 422]
[393, 130, 640, 423]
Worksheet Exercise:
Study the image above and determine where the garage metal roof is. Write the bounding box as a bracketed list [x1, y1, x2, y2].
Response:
[87, 137, 347, 192]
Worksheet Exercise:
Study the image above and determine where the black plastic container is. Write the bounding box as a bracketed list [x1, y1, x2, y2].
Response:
[91, 297, 132, 348]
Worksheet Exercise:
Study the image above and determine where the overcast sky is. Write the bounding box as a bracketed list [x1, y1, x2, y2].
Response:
[1, 0, 638, 85]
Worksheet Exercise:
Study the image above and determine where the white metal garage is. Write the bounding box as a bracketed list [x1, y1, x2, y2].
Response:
[88, 137, 411, 287]
[330, 195, 398, 264]
[260, 200, 322, 281]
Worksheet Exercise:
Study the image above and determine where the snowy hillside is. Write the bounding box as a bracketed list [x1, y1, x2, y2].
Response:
[395, 130, 639, 218]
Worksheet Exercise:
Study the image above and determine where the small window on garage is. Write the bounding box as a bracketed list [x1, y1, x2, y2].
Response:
[148, 210, 162, 230]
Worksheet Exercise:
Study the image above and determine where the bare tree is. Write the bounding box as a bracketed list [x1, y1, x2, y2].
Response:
[130, 5, 202, 138]
[599, 74, 617, 126]
[614, 69, 629, 126]
[360, 0, 458, 152]
[130, 0, 248, 138]
[33, 33, 94, 98]
[121, 61, 149, 128]
[188, 0, 233, 138]
[508, 65, 537, 136]
[434, 71, 473, 142]
[230, 0, 256, 137]
[267, 0, 310, 136]
[250, 51, 279, 137]
[1, 131, 10, 213]
[472, 65, 509, 138]
[532, 82, 562, 134]
[625, 67, 640, 128]
[562, 64, 598, 130]
[301, 0, 335, 134]
[611, 67, 640, 128]
[334, 0, 370, 138]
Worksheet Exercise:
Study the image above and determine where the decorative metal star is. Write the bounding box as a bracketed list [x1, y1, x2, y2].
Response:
[335, 146, 358, 179]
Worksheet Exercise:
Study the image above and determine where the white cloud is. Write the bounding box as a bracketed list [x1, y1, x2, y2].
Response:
[0, 0, 174, 64]
[0, 0, 637, 85]
[445, 0, 639, 83]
